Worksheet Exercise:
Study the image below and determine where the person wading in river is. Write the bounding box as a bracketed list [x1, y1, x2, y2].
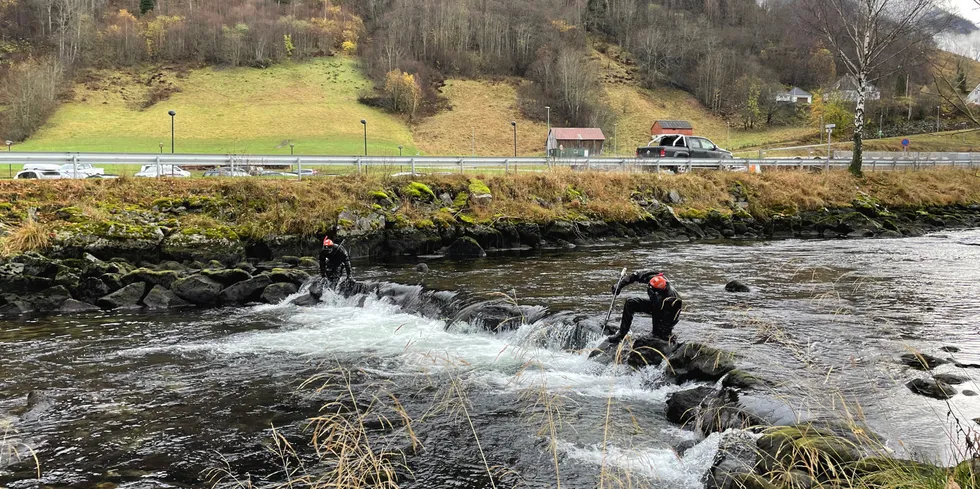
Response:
[606, 271, 683, 344]
[318, 236, 353, 289]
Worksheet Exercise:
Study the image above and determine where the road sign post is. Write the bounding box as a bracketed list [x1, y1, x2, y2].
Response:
[825, 124, 835, 159]
[901, 138, 910, 153]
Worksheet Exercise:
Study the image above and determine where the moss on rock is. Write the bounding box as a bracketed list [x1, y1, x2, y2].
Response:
[402, 182, 436, 202]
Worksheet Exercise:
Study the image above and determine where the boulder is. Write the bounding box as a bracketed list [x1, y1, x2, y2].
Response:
[96, 282, 147, 310]
[261, 282, 299, 304]
[415, 263, 430, 273]
[121, 268, 181, 289]
[725, 280, 751, 293]
[202, 268, 253, 286]
[906, 378, 957, 399]
[30, 285, 72, 313]
[290, 293, 319, 307]
[171, 275, 223, 306]
[0, 299, 34, 315]
[0, 274, 54, 295]
[161, 231, 245, 267]
[965, 390, 978, 397]
[235, 262, 257, 274]
[74, 276, 112, 304]
[668, 343, 737, 383]
[627, 336, 674, 368]
[142, 285, 191, 310]
[933, 373, 970, 385]
[757, 425, 861, 479]
[900, 352, 947, 370]
[99, 271, 124, 289]
[267, 268, 311, 286]
[218, 275, 273, 305]
[665, 386, 716, 426]
[445, 237, 487, 258]
[705, 431, 760, 489]
[60, 299, 100, 313]
[723, 370, 767, 390]
[940, 346, 961, 353]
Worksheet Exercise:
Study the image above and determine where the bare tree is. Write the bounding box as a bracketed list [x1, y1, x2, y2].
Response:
[799, 0, 943, 175]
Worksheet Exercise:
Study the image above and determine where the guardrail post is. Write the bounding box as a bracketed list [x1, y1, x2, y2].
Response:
[586, 158, 591, 170]
[505, 159, 509, 173]
[458, 158, 464, 174]
[297, 158, 302, 181]
[155, 156, 161, 179]
[410, 158, 416, 176]
[824, 158, 829, 172]
[871, 159, 876, 172]
[356, 157, 362, 174]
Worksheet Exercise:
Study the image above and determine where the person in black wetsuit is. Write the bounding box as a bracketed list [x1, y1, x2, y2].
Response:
[607, 271, 683, 344]
[318, 236, 352, 288]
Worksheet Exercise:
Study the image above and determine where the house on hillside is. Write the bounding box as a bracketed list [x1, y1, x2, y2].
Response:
[546, 128, 605, 157]
[825, 75, 881, 102]
[776, 87, 812, 104]
[968, 84, 980, 105]
[650, 120, 694, 136]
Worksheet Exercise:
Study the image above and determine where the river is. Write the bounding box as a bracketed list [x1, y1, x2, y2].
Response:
[3, 230, 980, 488]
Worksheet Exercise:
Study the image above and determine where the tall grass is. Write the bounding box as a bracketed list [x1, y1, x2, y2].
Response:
[0, 210, 51, 256]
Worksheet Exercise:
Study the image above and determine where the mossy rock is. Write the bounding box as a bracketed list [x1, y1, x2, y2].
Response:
[453, 192, 470, 209]
[55, 206, 87, 223]
[468, 179, 491, 196]
[121, 268, 181, 289]
[564, 185, 586, 203]
[791, 435, 860, 465]
[722, 369, 767, 389]
[848, 457, 947, 485]
[401, 182, 436, 202]
[678, 208, 709, 220]
[728, 473, 778, 489]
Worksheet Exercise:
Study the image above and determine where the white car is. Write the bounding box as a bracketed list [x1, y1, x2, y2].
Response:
[134, 165, 191, 178]
[59, 162, 105, 177]
[14, 169, 68, 179]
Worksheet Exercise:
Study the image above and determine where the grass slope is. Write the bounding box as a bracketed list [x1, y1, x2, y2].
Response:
[411, 79, 548, 157]
[16, 58, 419, 156]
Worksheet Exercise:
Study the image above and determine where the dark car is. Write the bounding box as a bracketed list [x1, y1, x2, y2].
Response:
[636, 134, 733, 173]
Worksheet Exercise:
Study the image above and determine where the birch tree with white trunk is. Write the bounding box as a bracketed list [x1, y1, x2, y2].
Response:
[799, 0, 944, 175]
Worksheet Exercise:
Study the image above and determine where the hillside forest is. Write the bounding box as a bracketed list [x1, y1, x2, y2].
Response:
[0, 0, 977, 145]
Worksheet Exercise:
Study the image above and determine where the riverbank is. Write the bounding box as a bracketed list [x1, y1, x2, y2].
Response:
[1, 169, 979, 263]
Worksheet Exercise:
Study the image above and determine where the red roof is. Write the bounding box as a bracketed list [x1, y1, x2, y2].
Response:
[550, 128, 605, 141]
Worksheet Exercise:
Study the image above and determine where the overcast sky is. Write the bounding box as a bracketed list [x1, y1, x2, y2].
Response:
[953, 0, 980, 25]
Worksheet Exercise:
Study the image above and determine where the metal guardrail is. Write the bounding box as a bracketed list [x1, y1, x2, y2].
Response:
[0, 152, 977, 178]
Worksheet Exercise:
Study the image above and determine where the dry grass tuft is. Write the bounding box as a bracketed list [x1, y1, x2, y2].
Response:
[1, 211, 51, 256]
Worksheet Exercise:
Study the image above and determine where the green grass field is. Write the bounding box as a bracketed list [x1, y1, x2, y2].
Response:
[14, 58, 419, 156]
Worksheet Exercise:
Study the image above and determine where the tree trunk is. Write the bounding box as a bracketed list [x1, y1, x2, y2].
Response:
[850, 72, 867, 176]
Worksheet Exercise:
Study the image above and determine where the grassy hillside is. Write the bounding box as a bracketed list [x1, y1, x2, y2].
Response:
[15, 58, 419, 156]
[411, 79, 549, 156]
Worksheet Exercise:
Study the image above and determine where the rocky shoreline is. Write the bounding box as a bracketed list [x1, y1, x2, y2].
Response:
[3, 189, 980, 487]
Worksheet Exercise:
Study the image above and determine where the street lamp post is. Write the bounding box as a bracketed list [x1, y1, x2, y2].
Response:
[168, 110, 176, 153]
[510, 121, 517, 158]
[398, 145, 403, 157]
[5, 141, 11, 179]
[159, 142, 164, 154]
[360, 119, 367, 156]
[290, 143, 295, 156]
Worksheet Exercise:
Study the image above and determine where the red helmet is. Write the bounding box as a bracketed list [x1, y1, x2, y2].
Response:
[649, 274, 668, 290]
[323, 237, 334, 247]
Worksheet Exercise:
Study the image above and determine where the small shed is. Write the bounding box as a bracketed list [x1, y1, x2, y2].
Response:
[776, 87, 812, 104]
[651, 120, 694, 136]
[546, 128, 606, 157]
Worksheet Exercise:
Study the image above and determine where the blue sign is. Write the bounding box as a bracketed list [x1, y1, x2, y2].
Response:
[901, 138, 910, 147]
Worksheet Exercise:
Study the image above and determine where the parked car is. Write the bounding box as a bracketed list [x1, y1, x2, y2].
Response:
[14, 169, 67, 179]
[134, 164, 191, 178]
[203, 167, 250, 177]
[636, 134, 733, 173]
[59, 162, 105, 177]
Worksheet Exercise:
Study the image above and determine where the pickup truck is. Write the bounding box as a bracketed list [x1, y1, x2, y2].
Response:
[636, 134, 732, 159]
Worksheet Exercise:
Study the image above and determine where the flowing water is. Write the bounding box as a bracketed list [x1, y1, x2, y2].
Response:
[3, 230, 980, 488]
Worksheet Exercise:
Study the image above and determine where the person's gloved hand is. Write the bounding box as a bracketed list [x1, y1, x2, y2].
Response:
[610, 283, 620, 295]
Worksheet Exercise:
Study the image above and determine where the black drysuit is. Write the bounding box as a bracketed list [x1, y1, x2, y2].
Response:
[609, 271, 683, 343]
[318, 244, 352, 285]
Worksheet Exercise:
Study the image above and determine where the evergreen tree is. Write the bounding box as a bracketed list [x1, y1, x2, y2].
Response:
[955, 63, 969, 95]
[140, 0, 155, 16]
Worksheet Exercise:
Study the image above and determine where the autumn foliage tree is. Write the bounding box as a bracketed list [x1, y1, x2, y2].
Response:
[384, 69, 423, 121]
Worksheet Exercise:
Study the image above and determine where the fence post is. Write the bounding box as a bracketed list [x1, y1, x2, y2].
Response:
[297, 158, 302, 181]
